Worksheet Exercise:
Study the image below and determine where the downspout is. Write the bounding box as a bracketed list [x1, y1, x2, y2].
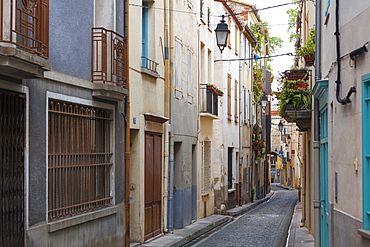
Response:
[334, 0, 356, 105]
[167, 0, 174, 234]
[239, 28, 243, 205]
[164, 0, 170, 232]
[314, 0, 322, 245]
[124, 0, 131, 245]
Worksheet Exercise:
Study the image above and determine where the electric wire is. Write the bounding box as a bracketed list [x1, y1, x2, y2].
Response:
[214, 53, 294, 62]
[129, 0, 307, 19]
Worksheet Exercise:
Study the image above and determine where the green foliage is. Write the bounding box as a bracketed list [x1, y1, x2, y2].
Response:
[287, 4, 299, 43]
[253, 68, 263, 104]
[296, 28, 315, 57]
[252, 124, 265, 161]
[273, 71, 312, 117]
[251, 188, 255, 202]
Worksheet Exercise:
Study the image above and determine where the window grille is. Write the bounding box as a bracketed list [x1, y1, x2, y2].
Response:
[48, 100, 113, 220]
[202, 139, 212, 193]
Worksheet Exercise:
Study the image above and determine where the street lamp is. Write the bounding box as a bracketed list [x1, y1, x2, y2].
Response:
[214, 15, 230, 53]
[278, 121, 284, 141]
[286, 135, 291, 145]
[260, 94, 268, 108]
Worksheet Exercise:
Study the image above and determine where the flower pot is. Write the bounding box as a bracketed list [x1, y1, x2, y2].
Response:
[285, 70, 309, 80]
[304, 55, 315, 67]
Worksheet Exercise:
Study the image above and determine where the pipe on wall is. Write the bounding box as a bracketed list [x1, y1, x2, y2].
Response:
[334, 0, 356, 105]
[314, 0, 322, 246]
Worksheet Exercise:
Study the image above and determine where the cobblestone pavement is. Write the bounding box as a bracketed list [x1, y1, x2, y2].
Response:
[191, 187, 298, 247]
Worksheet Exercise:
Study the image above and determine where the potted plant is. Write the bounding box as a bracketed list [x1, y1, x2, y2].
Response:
[252, 124, 265, 161]
[273, 73, 312, 117]
[296, 28, 315, 66]
[284, 68, 309, 81]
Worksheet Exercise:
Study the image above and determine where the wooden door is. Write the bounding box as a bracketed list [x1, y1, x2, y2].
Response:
[144, 134, 162, 240]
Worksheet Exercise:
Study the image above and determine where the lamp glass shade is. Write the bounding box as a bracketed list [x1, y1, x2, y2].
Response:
[278, 122, 283, 132]
[287, 135, 291, 145]
[260, 95, 268, 108]
[214, 16, 230, 53]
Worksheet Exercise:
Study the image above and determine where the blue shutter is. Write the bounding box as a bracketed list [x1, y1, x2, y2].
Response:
[142, 4, 148, 67]
[362, 74, 370, 229]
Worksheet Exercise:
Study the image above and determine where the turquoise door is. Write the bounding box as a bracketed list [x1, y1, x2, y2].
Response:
[320, 106, 329, 247]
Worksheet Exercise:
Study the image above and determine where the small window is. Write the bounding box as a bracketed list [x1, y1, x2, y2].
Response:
[202, 139, 212, 193]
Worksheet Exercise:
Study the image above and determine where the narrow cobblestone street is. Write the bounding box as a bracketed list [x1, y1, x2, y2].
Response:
[191, 187, 298, 247]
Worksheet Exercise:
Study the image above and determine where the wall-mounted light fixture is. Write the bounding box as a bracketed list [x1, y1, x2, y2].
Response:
[350, 45, 368, 60]
[214, 15, 230, 53]
[260, 94, 268, 108]
[286, 135, 291, 145]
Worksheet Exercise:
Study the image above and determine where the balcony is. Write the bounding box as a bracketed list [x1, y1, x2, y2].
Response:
[92, 27, 128, 101]
[282, 104, 311, 131]
[0, 0, 51, 78]
[141, 56, 159, 78]
[200, 84, 222, 119]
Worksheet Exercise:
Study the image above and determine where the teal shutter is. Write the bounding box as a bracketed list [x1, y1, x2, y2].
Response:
[362, 74, 370, 229]
[142, 4, 148, 67]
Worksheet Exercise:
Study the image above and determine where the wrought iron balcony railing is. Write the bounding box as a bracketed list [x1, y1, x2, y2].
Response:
[141, 56, 159, 75]
[200, 84, 220, 117]
[92, 27, 128, 88]
[0, 0, 49, 58]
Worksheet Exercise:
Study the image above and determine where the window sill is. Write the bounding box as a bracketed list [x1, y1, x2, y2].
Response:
[47, 206, 118, 233]
[358, 229, 370, 240]
[141, 67, 160, 78]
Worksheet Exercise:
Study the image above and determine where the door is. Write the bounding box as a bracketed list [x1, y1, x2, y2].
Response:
[0, 90, 25, 246]
[320, 106, 329, 247]
[144, 134, 162, 240]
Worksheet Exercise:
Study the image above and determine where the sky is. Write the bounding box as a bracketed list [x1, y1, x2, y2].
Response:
[248, 0, 296, 90]
[246, 0, 297, 110]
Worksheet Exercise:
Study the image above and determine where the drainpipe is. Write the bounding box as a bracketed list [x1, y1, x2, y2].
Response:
[239, 29, 243, 205]
[334, 0, 356, 105]
[314, 0, 322, 245]
[164, 0, 170, 233]
[167, 0, 174, 234]
[124, 0, 131, 245]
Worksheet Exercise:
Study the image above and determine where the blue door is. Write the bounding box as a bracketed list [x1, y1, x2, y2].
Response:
[320, 106, 329, 247]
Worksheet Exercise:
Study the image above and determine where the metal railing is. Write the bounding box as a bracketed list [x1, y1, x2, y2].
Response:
[92, 27, 128, 88]
[0, 0, 49, 58]
[200, 84, 219, 116]
[48, 100, 113, 220]
[141, 56, 159, 75]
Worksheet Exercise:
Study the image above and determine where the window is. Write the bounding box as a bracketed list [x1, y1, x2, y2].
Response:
[48, 100, 113, 220]
[362, 74, 370, 230]
[187, 48, 193, 100]
[234, 26, 238, 54]
[227, 74, 232, 120]
[202, 139, 212, 193]
[142, 3, 149, 67]
[244, 88, 249, 124]
[234, 80, 238, 122]
[175, 39, 183, 98]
